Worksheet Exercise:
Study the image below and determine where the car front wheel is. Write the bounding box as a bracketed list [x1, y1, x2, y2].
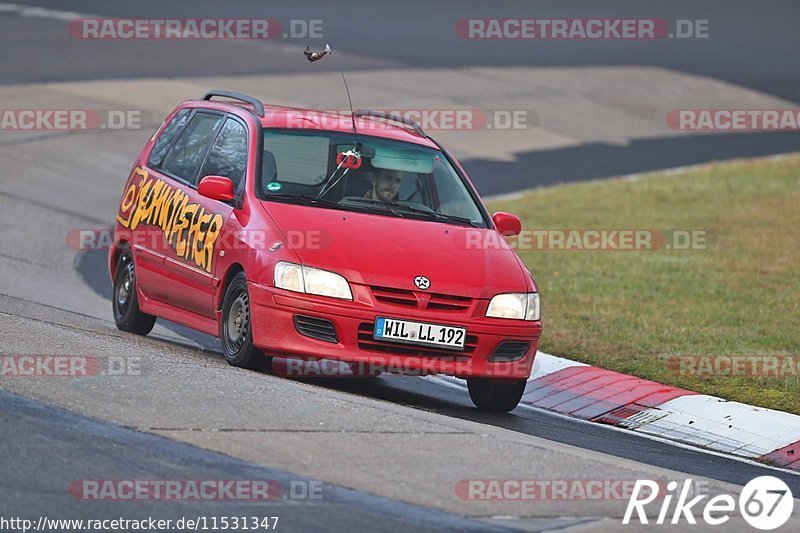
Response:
[467, 378, 526, 413]
[221, 272, 271, 370]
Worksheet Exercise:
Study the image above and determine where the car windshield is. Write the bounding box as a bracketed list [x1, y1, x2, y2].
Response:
[260, 130, 487, 227]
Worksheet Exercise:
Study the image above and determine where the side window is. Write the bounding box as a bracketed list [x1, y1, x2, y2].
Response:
[263, 132, 329, 185]
[148, 109, 191, 167]
[159, 112, 224, 184]
[200, 118, 248, 191]
[431, 156, 483, 222]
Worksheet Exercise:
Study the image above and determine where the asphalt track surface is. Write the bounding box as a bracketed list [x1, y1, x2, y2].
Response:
[0, 391, 508, 532]
[1, 0, 800, 195]
[2, 1, 800, 531]
[3, 0, 799, 102]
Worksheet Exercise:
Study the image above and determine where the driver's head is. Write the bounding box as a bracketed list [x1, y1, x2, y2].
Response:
[368, 171, 403, 203]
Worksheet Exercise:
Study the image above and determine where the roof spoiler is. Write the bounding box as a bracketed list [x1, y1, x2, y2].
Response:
[202, 90, 265, 117]
[352, 109, 426, 137]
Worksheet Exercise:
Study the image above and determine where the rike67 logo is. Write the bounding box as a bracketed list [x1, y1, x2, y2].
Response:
[624, 476, 794, 530]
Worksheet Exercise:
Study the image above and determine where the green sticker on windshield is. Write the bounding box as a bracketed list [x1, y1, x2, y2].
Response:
[267, 182, 282, 192]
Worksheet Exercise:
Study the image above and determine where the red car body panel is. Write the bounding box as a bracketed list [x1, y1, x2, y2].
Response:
[260, 201, 532, 298]
[110, 99, 542, 380]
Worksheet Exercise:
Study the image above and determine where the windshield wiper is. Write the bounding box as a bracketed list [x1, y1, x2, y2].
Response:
[340, 197, 417, 220]
[266, 194, 407, 219]
[265, 193, 343, 209]
[342, 198, 479, 227]
[428, 212, 479, 227]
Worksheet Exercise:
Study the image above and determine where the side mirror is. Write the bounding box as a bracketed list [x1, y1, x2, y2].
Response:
[492, 212, 522, 236]
[198, 175, 235, 202]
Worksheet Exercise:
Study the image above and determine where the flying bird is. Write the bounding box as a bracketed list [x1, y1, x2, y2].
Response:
[304, 44, 331, 62]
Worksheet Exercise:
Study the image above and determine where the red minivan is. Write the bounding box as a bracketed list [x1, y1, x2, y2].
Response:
[109, 90, 542, 412]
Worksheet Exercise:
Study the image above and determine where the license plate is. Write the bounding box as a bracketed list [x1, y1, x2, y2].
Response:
[373, 317, 466, 350]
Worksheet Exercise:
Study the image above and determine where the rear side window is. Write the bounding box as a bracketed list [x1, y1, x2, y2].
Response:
[200, 118, 248, 191]
[160, 112, 223, 184]
[148, 109, 191, 167]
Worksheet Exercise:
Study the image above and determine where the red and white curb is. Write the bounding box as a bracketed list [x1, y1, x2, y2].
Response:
[522, 352, 800, 471]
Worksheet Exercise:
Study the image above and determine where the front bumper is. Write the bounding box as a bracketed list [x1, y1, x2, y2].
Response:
[248, 282, 542, 380]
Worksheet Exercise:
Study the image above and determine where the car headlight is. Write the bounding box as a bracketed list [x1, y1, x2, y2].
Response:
[486, 293, 540, 321]
[274, 262, 353, 300]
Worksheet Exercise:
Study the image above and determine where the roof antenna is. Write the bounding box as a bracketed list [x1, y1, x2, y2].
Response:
[303, 44, 357, 133]
[340, 70, 357, 133]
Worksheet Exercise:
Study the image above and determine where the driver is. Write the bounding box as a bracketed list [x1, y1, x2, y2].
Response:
[364, 170, 403, 203]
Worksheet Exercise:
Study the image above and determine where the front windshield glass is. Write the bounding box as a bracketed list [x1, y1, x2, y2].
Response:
[260, 130, 487, 227]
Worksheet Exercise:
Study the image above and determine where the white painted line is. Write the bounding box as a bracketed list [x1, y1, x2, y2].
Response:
[426, 375, 468, 391]
[529, 351, 588, 381]
[517, 399, 800, 478]
[482, 190, 527, 204]
[624, 395, 800, 458]
[0, 3, 99, 20]
[428, 375, 800, 478]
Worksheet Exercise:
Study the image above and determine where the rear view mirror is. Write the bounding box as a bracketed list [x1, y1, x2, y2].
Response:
[492, 212, 522, 236]
[198, 175, 235, 202]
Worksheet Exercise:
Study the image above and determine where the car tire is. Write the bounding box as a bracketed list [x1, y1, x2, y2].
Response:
[112, 250, 157, 335]
[221, 272, 271, 371]
[467, 378, 526, 413]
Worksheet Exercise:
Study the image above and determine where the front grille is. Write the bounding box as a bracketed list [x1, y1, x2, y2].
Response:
[371, 286, 417, 307]
[357, 322, 477, 358]
[489, 341, 531, 362]
[371, 286, 473, 312]
[294, 315, 338, 343]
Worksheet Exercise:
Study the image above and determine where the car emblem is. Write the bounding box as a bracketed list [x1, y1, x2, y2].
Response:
[414, 276, 431, 290]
